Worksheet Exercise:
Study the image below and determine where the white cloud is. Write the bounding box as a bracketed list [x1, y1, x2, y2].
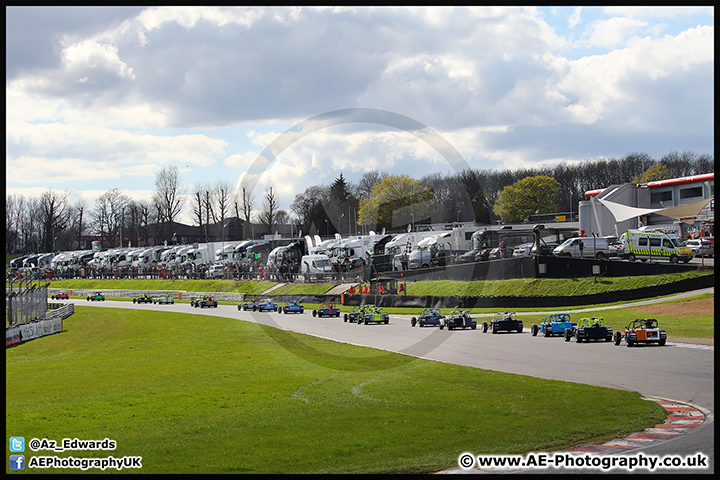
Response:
[585, 16, 648, 48]
[4, 6, 714, 217]
[602, 6, 713, 20]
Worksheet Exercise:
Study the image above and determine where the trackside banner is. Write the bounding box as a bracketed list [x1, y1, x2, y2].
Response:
[6, 318, 63, 347]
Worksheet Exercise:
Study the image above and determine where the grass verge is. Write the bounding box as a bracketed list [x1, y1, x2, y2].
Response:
[35, 269, 712, 298]
[6, 307, 666, 474]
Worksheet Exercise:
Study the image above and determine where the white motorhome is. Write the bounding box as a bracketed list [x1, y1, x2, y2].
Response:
[384, 231, 443, 270]
[230, 240, 257, 266]
[620, 229, 693, 264]
[407, 232, 454, 269]
[173, 246, 195, 268]
[215, 242, 240, 265]
[160, 245, 186, 268]
[183, 245, 211, 268]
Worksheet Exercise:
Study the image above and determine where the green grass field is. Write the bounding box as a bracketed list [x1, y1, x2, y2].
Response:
[6, 307, 667, 474]
[38, 268, 713, 297]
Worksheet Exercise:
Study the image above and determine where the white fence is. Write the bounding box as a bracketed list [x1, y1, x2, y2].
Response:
[6, 283, 49, 326]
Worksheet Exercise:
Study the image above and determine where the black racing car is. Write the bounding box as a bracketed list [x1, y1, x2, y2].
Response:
[446, 310, 477, 330]
[133, 294, 153, 304]
[483, 311, 523, 334]
[410, 308, 446, 329]
[565, 317, 613, 343]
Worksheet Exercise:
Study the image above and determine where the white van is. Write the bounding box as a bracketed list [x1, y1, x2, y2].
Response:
[620, 229, 693, 264]
[553, 236, 612, 259]
[300, 254, 335, 281]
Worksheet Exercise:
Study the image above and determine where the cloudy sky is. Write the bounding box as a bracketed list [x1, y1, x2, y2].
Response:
[5, 6, 714, 224]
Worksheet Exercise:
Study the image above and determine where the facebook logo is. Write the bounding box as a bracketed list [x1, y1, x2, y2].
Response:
[9, 436, 25, 452]
[10, 455, 25, 470]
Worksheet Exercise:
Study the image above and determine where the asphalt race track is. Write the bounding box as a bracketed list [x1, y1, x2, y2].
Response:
[80, 290, 714, 474]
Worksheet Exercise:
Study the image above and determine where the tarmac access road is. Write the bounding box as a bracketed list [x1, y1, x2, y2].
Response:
[80, 288, 714, 475]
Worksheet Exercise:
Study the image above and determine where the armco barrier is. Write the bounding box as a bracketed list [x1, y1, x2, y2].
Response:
[6, 316, 64, 348]
[6, 304, 72, 348]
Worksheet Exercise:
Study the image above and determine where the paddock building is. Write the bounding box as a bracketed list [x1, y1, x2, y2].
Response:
[580, 173, 714, 239]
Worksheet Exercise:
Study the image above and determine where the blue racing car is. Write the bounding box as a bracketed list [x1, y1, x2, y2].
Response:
[278, 300, 305, 314]
[531, 313, 575, 337]
[255, 298, 278, 312]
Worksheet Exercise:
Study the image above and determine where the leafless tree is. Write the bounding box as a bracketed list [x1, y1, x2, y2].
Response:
[210, 180, 233, 241]
[152, 165, 185, 242]
[92, 188, 131, 248]
[353, 170, 389, 202]
[258, 183, 279, 235]
[69, 197, 87, 250]
[236, 184, 255, 239]
[39, 189, 70, 253]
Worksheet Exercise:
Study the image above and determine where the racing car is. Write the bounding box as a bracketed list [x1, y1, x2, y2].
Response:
[313, 302, 340, 318]
[255, 298, 278, 312]
[531, 313, 575, 337]
[87, 292, 105, 301]
[51, 291, 69, 300]
[446, 310, 477, 330]
[482, 311, 523, 334]
[359, 304, 389, 325]
[239, 298, 258, 311]
[613, 318, 667, 347]
[410, 308, 446, 329]
[278, 300, 304, 314]
[565, 316, 613, 343]
[153, 294, 175, 305]
[133, 294, 153, 304]
[344, 305, 365, 323]
[192, 295, 218, 308]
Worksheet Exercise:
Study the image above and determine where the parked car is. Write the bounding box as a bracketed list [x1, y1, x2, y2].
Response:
[532, 243, 558, 256]
[192, 295, 217, 308]
[313, 302, 340, 318]
[207, 263, 226, 279]
[153, 294, 175, 305]
[686, 239, 714, 257]
[477, 249, 492, 261]
[87, 292, 105, 301]
[133, 293, 153, 304]
[614, 318, 667, 347]
[410, 308, 446, 328]
[455, 250, 481, 264]
[531, 313, 575, 337]
[489, 247, 508, 259]
[512, 243, 533, 258]
[483, 311, 523, 334]
[278, 300, 304, 314]
[360, 304, 389, 325]
[51, 291, 69, 300]
[255, 298, 278, 312]
[239, 298, 258, 311]
[446, 310, 477, 330]
[565, 317, 613, 343]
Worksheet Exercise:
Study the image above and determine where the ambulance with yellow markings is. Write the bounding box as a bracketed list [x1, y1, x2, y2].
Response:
[620, 229, 693, 264]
